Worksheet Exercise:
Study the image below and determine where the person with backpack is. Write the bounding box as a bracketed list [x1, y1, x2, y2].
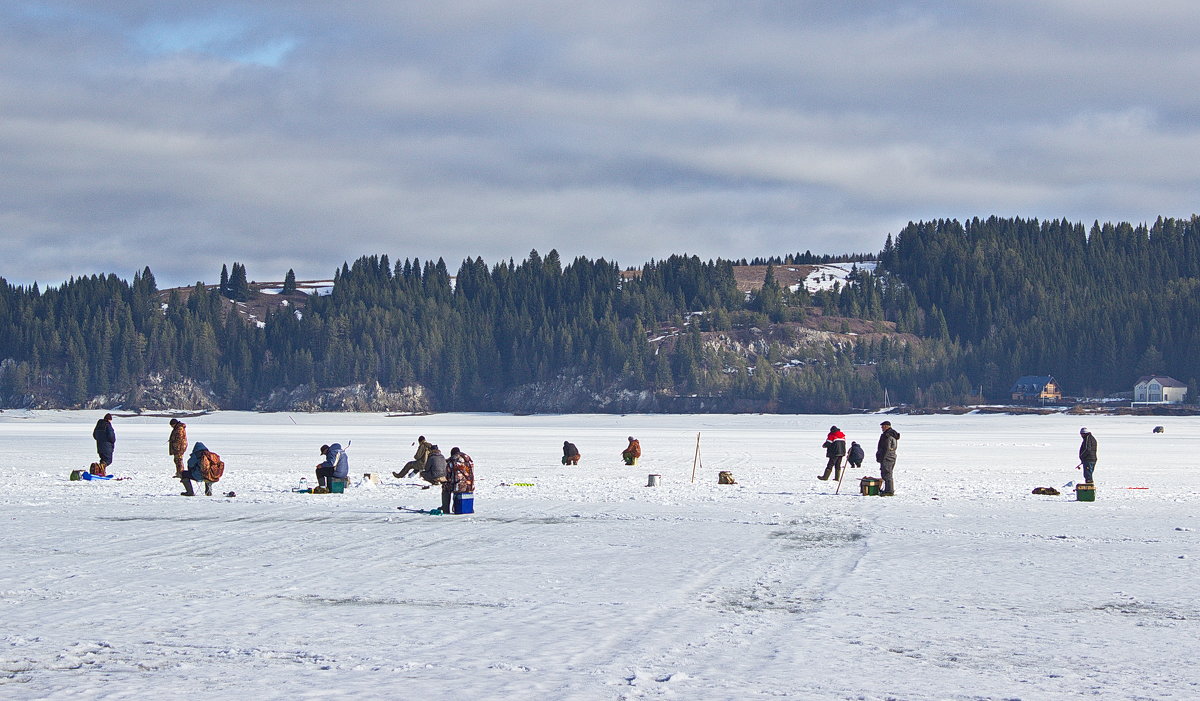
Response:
[621, 437, 641, 465]
[446, 447, 475, 514]
[562, 440, 581, 465]
[168, 419, 188, 477]
[92, 414, 116, 473]
[315, 443, 349, 489]
[818, 425, 847, 481]
[180, 441, 224, 497]
[875, 421, 900, 496]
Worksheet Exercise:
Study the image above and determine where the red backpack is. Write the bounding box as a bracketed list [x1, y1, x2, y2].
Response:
[200, 450, 225, 483]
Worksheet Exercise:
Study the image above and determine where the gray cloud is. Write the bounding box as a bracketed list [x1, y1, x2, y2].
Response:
[3, 1, 1200, 286]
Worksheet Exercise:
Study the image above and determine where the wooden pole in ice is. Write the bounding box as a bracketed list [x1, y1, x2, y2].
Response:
[690, 432, 701, 483]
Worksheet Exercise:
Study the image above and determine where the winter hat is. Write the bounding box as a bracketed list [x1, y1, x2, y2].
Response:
[880, 420, 891, 427]
[169, 418, 179, 426]
[829, 425, 839, 432]
[1080, 427, 1089, 434]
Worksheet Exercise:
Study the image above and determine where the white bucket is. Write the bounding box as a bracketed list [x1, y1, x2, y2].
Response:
[647, 474, 662, 487]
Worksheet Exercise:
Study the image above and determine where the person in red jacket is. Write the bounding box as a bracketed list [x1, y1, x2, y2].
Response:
[818, 425, 847, 481]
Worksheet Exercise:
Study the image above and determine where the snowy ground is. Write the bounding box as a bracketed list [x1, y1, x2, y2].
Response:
[1, 411, 1197, 700]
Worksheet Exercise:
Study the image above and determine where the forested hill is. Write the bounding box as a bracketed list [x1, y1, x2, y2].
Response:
[882, 216, 1200, 399]
[1, 216, 1198, 412]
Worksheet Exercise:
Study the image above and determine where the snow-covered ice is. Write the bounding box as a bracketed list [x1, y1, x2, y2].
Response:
[2, 411, 1197, 699]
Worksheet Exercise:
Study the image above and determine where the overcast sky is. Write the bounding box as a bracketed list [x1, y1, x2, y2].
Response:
[5, 1, 1200, 287]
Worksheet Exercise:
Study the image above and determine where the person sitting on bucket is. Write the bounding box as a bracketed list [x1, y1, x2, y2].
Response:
[315, 443, 349, 489]
[562, 440, 581, 465]
[419, 445, 448, 490]
[394, 435, 432, 479]
[622, 436, 641, 465]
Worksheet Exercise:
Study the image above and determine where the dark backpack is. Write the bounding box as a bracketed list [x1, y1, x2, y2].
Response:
[200, 450, 225, 483]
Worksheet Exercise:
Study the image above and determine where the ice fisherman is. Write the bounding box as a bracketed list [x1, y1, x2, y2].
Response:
[181, 442, 223, 497]
[1077, 428, 1098, 483]
[445, 447, 475, 514]
[92, 413, 116, 473]
[168, 419, 188, 477]
[847, 441, 865, 470]
[562, 440, 581, 465]
[818, 425, 847, 481]
[394, 435, 432, 479]
[419, 444, 448, 490]
[621, 437, 641, 465]
[315, 443, 350, 489]
[875, 421, 900, 496]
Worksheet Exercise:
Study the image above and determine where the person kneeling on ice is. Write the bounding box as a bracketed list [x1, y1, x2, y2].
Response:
[562, 440, 581, 465]
[445, 447, 475, 514]
[419, 445, 448, 490]
[621, 436, 641, 465]
[847, 440, 865, 470]
[181, 442, 224, 497]
[315, 443, 349, 489]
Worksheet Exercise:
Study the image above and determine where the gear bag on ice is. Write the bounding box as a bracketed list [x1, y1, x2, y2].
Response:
[199, 450, 225, 483]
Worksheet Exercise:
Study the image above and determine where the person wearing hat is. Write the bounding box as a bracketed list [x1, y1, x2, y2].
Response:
[1077, 428, 1098, 483]
[168, 418, 188, 477]
[818, 425, 847, 481]
[621, 436, 642, 465]
[92, 413, 116, 474]
[875, 420, 900, 496]
[394, 435, 432, 479]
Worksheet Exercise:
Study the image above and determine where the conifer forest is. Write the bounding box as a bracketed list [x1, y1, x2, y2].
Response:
[2, 215, 1199, 412]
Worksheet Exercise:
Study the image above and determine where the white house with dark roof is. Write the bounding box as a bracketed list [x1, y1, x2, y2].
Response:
[1133, 375, 1188, 404]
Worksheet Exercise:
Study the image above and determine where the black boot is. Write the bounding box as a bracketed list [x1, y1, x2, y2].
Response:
[817, 469, 831, 480]
[181, 478, 195, 496]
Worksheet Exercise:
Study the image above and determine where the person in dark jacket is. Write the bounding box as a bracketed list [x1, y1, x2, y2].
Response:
[181, 441, 215, 497]
[92, 414, 116, 471]
[847, 441, 865, 469]
[420, 445, 448, 490]
[315, 443, 350, 488]
[818, 425, 847, 481]
[1077, 428, 1098, 483]
[562, 441, 581, 465]
[875, 421, 900, 496]
[168, 419, 188, 477]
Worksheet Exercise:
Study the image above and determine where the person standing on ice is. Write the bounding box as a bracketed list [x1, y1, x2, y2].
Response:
[875, 421, 900, 496]
[1077, 427, 1098, 483]
[818, 425, 847, 481]
[446, 447, 475, 514]
[621, 436, 641, 465]
[562, 440, 581, 465]
[315, 443, 349, 489]
[92, 414, 116, 472]
[168, 419, 188, 477]
[394, 435, 432, 479]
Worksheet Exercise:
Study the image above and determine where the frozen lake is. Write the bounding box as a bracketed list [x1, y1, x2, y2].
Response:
[2, 411, 1197, 700]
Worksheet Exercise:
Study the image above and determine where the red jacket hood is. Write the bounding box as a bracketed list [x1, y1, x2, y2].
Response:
[827, 430, 845, 441]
